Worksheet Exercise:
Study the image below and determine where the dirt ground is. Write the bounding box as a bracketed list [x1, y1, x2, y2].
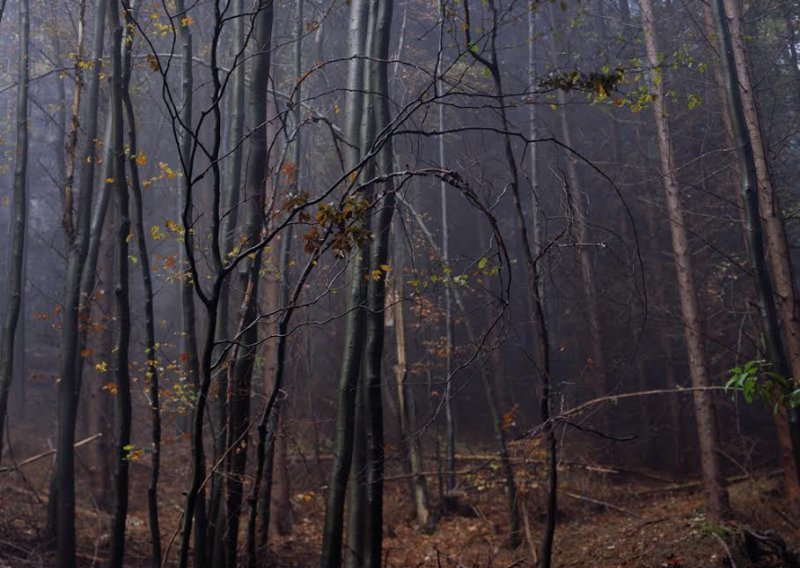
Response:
[0, 426, 797, 568]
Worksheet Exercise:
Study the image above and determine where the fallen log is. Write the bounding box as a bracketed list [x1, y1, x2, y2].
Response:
[564, 491, 641, 518]
[635, 469, 782, 497]
[0, 433, 103, 473]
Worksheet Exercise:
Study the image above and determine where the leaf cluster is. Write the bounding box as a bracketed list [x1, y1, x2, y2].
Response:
[540, 67, 625, 98]
[726, 359, 800, 411]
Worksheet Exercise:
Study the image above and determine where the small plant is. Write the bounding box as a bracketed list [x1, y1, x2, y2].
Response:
[690, 511, 730, 539]
[725, 359, 800, 411]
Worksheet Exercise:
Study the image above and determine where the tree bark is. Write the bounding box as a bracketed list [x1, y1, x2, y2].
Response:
[435, 0, 457, 504]
[0, 0, 29, 467]
[208, 0, 246, 554]
[392, 240, 432, 530]
[362, 3, 395, 562]
[258, 1, 303, 542]
[121, 1, 162, 563]
[710, 0, 800, 509]
[700, 1, 800, 508]
[220, 0, 274, 565]
[108, 0, 133, 562]
[320, 2, 371, 566]
[640, 0, 731, 521]
[50, 0, 107, 561]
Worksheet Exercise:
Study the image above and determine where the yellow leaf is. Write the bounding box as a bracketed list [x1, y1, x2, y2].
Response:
[502, 404, 518, 431]
[165, 219, 183, 235]
[159, 162, 177, 179]
[146, 53, 160, 72]
[136, 152, 147, 166]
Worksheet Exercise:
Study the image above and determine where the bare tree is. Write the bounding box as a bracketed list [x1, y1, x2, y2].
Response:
[546, 3, 607, 404]
[435, 0, 457, 504]
[320, 2, 371, 566]
[462, 0, 544, 554]
[362, 2, 394, 563]
[120, 0, 162, 563]
[50, 0, 107, 562]
[640, 0, 730, 520]
[0, 0, 30, 466]
[709, 0, 800, 502]
[107, 0, 133, 561]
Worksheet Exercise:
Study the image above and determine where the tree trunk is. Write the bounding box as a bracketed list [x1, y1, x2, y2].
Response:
[258, 1, 303, 542]
[50, 0, 107, 561]
[221, 0, 274, 565]
[547, 4, 607, 404]
[640, 0, 731, 520]
[402, 197, 522, 546]
[121, 1, 162, 562]
[208, 0, 246, 555]
[81, 115, 115, 515]
[463, 0, 548, 557]
[392, 241, 432, 530]
[320, 2, 371, 566]
[356, 4, 395, 565]
[108, 0, 133, 562]
[700, 1, 800, 509]
[243, 77, 281, 561]
[88, 254, 114, 510]
[710, 0, 800, 509]
[0, 0, 29, 466]
[435, 0, 457, 504]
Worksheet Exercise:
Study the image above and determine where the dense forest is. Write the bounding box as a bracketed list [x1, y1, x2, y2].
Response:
[1, 0, 800, 566]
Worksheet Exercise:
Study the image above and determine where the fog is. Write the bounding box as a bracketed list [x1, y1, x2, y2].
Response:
[0, 0, 799, 566]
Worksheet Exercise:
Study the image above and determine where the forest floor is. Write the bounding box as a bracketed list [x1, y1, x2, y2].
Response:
[0, 428, 798, 568]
